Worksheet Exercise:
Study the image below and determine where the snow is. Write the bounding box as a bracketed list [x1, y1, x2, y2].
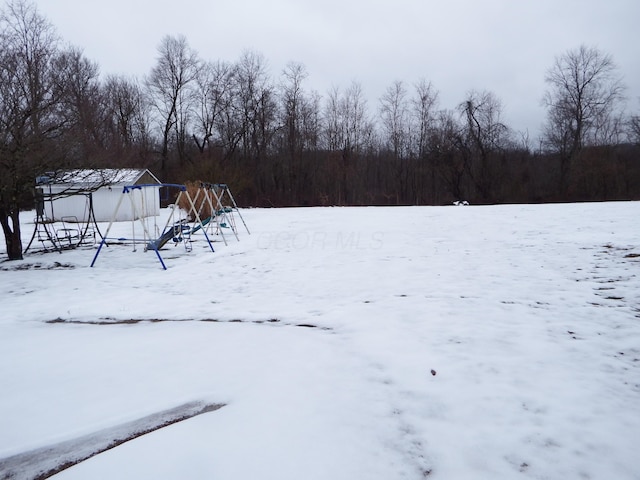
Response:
[0, 400, 223, 479]
[1, 202, 639, 479]
[40, 168, 154, 187]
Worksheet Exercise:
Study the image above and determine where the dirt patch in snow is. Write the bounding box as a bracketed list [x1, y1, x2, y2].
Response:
[45, 317, 332, 330]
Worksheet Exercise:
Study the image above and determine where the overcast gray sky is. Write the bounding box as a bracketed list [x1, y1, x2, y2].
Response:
[32, 0, 640, 141]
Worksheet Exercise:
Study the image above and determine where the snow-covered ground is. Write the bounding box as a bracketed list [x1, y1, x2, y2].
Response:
[1, 202, 639, 479]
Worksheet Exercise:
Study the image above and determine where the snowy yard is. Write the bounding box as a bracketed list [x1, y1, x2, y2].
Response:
[1, 202, 639, 479]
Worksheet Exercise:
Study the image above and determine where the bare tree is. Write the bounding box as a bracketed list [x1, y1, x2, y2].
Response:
[300, 90, 322, 152]
[103, 74, 153, 165]
[54, 46, 106, 161]
[323, 86, 343, 151]
[321, 82, 374, 203]
[458, 89, 509, 201]
[460, 90, 509, 154]
[542, 45, 625, 190]
[234, 50, 277, 162]
[324, 82, 374, 154]
[145, 34, 200, 176]
[279, 62, 308, 157]
[0, 0, 67, 259]
[429, 109, 467, 202]
[278, 62, 320, 198]
[629, 113, 640, 145]
[379, 80, 412, 203]
[411, 79, 439, 160]
[192, 60, 236, 155]
[410, 79, 439, 202]
[342, 81, 374, 157]
[104, 75, 149, 149]
[379, 80, 410, 159]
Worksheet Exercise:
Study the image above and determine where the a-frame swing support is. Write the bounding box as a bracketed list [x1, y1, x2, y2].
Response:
[201, 183, 250, 236]
[191, 187, 229, 246]
[90, 184, 214, 270]
[216, 183, 250, 235]
[147, 187, 217, 253]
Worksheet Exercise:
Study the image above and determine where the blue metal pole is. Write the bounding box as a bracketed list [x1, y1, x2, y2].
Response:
[90, 238, 107, 267]
[151, 246, 167, 270]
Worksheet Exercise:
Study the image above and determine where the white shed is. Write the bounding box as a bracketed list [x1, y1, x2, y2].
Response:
[37, 169, 161, 222]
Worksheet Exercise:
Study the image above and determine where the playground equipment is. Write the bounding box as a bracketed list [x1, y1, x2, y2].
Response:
[177, 182, 251, 247]
[186, 183, 240, 245]
[90, 184, 214, 270]
[210, 183, 250, 235]
[24, 188, 101, 254]
[89, 181, 248, 270]
[25, 169, 160, 255]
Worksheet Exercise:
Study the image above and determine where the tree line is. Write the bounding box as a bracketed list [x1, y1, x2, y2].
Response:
[2, 0, 640, 259]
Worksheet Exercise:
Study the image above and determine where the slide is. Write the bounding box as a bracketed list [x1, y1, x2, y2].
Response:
[147, 220, 188, 251]
[188, 216, 212, 235]
[146, 228, 176, 251]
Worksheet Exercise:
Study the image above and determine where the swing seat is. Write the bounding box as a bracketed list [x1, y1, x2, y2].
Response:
[55, 216, 81, 247]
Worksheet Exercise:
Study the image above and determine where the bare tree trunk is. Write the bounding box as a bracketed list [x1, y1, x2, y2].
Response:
[0, 206, 23, 260]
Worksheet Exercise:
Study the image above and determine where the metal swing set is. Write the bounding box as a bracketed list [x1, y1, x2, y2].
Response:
[24, 187, 102, 254]
[90, 183, 215, 270]
[188, 183, 250, 246]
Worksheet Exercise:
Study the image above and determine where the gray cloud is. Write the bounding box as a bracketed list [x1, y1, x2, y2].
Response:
[34, 0, 640, 141]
